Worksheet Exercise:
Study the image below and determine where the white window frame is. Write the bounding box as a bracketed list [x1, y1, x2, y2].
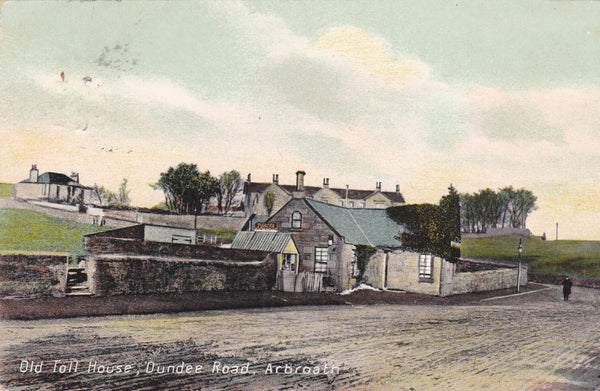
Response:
[291, 211, 302, 229]
[419, 254, 433, 281]
[314, 247, 328, 273]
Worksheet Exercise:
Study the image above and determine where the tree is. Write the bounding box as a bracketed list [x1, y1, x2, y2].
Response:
[152, 163, 218, 215]
[439, 184, 461, 261]
[264, 191, 275, 215]
[115, 178, 131, 207]
[217, 170, 242, 215]
[93, 184, 116, 206]
[387, 186, 460, 261]
[459, 186, 537, 232]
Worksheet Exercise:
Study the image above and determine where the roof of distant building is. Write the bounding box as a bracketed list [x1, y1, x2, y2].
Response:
[20, 172, 90, 188]
[244, 181, 404, 203]
[305, 199, 404, 247]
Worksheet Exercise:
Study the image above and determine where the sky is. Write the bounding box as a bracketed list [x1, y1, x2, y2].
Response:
[1, 0, 600, 240]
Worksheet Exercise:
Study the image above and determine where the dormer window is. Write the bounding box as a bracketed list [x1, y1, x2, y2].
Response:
[291, 211, 302, 229]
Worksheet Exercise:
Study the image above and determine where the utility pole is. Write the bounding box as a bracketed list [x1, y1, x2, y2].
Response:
[556, 222, 558, 241]
[517, 238, 524, 293]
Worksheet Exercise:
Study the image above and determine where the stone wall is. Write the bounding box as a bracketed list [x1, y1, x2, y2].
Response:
[0, 254, 67, 298]
[0, 198, 132, 228]
[102, 209, 245, 230]
[449, 266, 528, 295]
[362, 249, 527, 297]
[89, 253, 277, 296]
[85, 236, 268, 262]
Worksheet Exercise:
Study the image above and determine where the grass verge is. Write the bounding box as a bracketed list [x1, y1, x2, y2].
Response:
[461, 235, 600, 277]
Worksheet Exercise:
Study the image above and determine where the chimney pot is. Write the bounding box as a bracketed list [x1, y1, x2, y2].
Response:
[396, 184, 400, 193]
[272, 174, 279, 185]
[71, 172, 79, 183]
[295, 170, 306, 192]
[247, 173, 252, 182]
[376, 182, 382, 191]
[29, 164, 39, 182]
[323, 178, 329, 188]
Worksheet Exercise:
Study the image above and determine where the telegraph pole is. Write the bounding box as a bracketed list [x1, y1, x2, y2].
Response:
[516, 238, 523, 293]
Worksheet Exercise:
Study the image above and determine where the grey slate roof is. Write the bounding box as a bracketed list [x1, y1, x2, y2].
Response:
[306, 199, 404, 247]
[20, 172, 90, 188]
[231, 231, 295, 253]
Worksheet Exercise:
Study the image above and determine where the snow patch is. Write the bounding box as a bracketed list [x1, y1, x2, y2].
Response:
[340, 283, 381, 295]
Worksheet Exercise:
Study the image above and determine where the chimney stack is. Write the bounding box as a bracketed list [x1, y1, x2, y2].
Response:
[29, 165, 39, 183]
[323, 178, 329, 188]
[376, 182, 382, 192]
[247, 173, 252, 182]
[71, 172, 79, 183]
[295, 170, 306, 192]
[396, 184, 400, 193]
[272, 174, 279, 185]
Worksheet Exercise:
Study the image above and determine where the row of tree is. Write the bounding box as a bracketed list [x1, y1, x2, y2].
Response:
[151, 163, 242, 215]
[460, 186, 537, 233]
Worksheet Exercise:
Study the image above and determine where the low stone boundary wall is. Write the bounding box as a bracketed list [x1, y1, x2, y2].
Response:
[0, 198, 132, 228]
[89, 254, 277, 296]
[449, 266, 527, 296]
[85, 236, 269, 262]
[528, 273, 600, 289]
[0, 254, 67, 298]
[102, 209, 245, 230]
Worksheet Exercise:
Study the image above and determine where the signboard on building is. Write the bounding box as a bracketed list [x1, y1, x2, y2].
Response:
[256, 222, 278, 231]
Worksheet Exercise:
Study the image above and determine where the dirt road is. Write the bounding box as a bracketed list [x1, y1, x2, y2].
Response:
[1, 285, 599, 390]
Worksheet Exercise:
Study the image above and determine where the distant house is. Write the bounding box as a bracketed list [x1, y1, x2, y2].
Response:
[13, 165, 95, 205]
[243, 171, 405, 217]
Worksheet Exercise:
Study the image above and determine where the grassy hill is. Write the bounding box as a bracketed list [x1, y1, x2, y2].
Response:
[461, 235, 600, 277]
[0, 183, 13, 198]
[0, 208, 111, 254]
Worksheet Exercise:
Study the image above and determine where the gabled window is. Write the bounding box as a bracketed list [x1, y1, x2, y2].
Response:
[291, 211, 302, 229]
[419, 254, 433, 281]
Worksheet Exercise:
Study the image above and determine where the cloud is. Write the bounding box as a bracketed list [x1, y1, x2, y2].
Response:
[313, 26, 429, 88]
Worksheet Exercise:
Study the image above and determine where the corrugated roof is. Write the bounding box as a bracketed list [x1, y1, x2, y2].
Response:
[231, 231, 295, 253]
[306, 199, 404, 247]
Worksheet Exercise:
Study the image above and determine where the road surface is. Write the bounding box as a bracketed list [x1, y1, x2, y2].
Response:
[1, 285, 599, 390]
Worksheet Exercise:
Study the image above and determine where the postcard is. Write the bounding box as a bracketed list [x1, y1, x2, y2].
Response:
[1, 1, 599, 390]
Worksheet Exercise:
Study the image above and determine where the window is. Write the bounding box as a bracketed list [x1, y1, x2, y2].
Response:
[349, 201, 354, 208]
[419, 254, 433, 281]
[375, 202, 386, 209]
[360, 202, 366, 208]
[42, 184, 48, 196]
[291, 211, 302, 229]
[314, 247, 328, 273]
[338, 201, 344, 207]
[282, 253, 297, 271]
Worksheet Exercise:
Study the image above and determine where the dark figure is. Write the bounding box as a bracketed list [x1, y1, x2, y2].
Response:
[562, 277, 572, 301]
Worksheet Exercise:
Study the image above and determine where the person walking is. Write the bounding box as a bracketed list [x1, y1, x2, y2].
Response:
[562, 277, 573, 301]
